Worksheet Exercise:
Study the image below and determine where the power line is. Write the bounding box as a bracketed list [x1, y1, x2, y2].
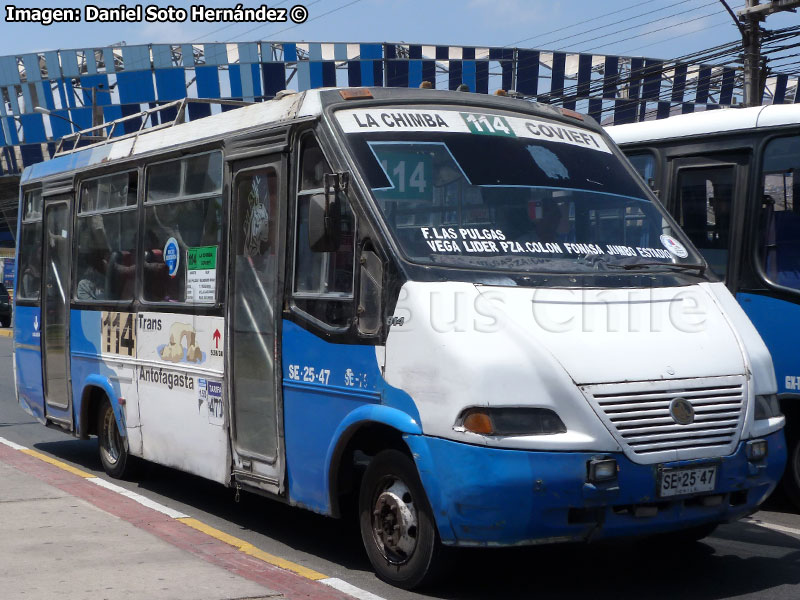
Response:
[503, 3, 741, 91]
[577, 7, 727, 53]
[190, 0, 295, 43]
[521, 0, 697, 50]
[510, 0, 662, 47]
[230, 0, 357, 42]
[617, 17, 734, 55]
[555, 0, 719, 52]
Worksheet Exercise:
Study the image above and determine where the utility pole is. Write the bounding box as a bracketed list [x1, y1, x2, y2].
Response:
[736, 0, 800, 107]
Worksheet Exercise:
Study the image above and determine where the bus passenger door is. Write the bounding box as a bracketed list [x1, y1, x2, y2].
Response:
[42, 198, 73, 429]
[228, 156, 285, 493]
[669, 154, 749, 287]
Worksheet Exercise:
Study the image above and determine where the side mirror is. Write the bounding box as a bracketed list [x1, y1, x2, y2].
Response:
[358, 249, 384, 335]
[308, 172, 349, 252]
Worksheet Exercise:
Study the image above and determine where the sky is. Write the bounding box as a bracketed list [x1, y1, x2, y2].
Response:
[0, 1, 798, 70]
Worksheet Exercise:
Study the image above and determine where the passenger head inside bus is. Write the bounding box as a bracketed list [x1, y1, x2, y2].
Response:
[76, 248, 107, 300]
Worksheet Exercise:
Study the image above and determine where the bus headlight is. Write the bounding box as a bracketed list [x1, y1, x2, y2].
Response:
[754, 394, 782, 421]
[457, 407, 567, 436]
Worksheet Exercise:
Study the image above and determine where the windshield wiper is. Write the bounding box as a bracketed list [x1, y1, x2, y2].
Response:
[617, 262, 706, 275]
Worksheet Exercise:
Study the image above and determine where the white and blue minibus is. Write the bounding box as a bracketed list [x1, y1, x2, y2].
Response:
[607, 105, 800, 509]
[14, 88, 786, 589]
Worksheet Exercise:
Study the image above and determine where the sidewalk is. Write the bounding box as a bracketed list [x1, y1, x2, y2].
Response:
[0, 439, 374, 600]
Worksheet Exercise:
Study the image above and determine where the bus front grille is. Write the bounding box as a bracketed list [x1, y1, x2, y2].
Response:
[582, 376, 746, 464]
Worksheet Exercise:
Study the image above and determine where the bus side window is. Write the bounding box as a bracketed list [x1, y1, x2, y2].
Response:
[18, 189, 43, 301]
[143, 152, 224, 304]
[627, 152, 657, 191]
[293, 135, 355, 327]
[676, 167, 734, 279]
[75, 172, 138, 302]
[761, 135, 800, 291]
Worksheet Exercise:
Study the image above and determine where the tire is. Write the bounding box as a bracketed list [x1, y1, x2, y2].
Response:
[97, 400, 136, 479]
[782, 435, 800, 510]
[358, 449, 447, 590]
[655, 522, 718, 546]
[0, 316, 9, 328]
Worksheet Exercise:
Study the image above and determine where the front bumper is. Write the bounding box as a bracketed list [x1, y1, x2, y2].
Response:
[405, 429, 786, 546]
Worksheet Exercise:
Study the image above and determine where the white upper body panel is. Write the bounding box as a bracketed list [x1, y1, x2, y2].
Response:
[22, 90, 327, 183]
[383, 280, 779, 461]
[605, 103, 800, 145]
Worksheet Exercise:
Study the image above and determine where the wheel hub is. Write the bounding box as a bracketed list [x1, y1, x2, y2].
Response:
[102, 408, 120, 465]
[372, 479, 418, 563]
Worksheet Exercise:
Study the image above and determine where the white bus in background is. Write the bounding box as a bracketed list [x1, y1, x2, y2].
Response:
[15, 88, 786, 589]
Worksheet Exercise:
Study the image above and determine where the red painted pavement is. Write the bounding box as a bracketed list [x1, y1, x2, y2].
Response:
[0, 443, 353, 600]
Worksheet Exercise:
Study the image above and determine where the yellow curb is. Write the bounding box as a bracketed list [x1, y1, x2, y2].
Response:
[177, 517, 328, 580]
[0, 329, 12, 337]
[20, 448, 95, 478]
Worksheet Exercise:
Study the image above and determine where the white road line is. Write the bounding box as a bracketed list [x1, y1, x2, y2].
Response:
[743, 517, 800, 538]
[320, 578, 388, 600]
[89, 477, 190, 519]
[0, 436, 27, 450]
[2, 433, 388, 600]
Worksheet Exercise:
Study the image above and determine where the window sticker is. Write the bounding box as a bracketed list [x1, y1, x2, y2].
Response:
[243, 175, 270, 257]
[186, 245, 217, 304]
[336, 108, 612, 153]
[418, 227, 676, 259]
[198, 378, 224, 426]
[660, 234, 688, 258]
[164, 236, 180, 278]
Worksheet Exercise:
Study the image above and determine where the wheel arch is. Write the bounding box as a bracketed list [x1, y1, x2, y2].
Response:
[78, 376, 123, 440]
[326, 405, 422, 518]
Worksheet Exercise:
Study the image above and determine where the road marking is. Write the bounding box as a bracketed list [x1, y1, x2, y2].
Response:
[0, 437, 26, 450]
[321, 578, 388, 600]
[0, 436, 389, 600]
[90, 477, 189, 518]
[0, 329, 12, 338]
[177, 517, 329, 581]
[20, 448, 95, 478]
[743, 517, 800, 538]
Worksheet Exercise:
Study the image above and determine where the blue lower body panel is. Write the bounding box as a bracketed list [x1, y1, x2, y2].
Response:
[406, 430, 786, 547]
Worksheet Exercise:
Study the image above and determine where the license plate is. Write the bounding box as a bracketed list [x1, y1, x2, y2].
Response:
[658, 465, 717, 497]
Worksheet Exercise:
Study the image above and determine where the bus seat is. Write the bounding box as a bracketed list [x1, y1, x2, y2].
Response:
[144, 248, 170, 301]
[105, 251, 133, 300]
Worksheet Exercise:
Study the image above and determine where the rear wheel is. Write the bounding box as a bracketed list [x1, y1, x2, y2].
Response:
[98, 400, 135, 479]
[358, 450, 446, 590]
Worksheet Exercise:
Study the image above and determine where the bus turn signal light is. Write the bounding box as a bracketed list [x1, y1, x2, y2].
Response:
[463, 411, 494, 435]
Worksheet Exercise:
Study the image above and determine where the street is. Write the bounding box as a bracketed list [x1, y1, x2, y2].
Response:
[2, 334, 800, 600]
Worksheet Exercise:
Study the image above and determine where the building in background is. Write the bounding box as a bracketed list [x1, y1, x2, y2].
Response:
[1, 40, 798, 248]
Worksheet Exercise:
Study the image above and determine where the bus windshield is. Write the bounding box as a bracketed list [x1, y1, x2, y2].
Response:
[338, 107, 704, 273]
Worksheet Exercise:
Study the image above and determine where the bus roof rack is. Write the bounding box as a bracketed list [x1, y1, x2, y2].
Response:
[54, 97, 253, 157]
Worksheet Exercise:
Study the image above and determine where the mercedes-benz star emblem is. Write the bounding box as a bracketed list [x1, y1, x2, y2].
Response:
[669, 397, 695, 425]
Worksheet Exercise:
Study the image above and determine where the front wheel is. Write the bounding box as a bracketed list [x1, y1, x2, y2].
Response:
[97, 400, 135, 479]
[654, 522, 718, 546]
[358, 449, 446, 590]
